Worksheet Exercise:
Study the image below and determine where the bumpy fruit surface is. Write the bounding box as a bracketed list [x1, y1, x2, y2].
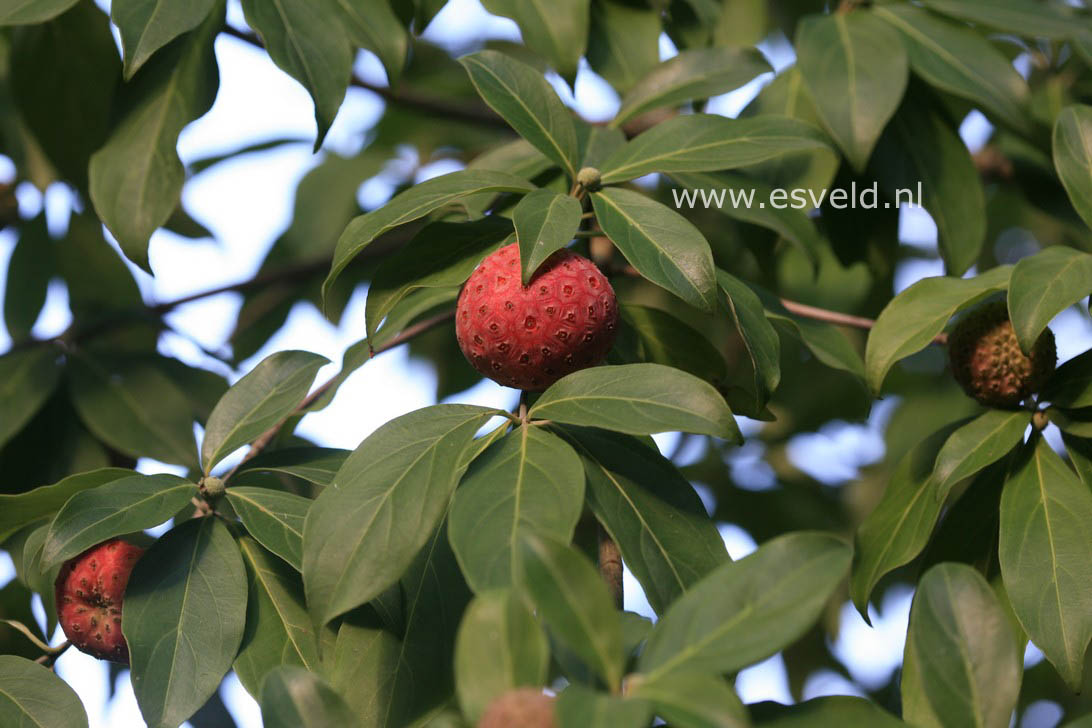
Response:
[478, 688, 557, 728]
[55, 538, 145, 663]
[948, 301, 1056, 408]
[456, 243, 618, 391]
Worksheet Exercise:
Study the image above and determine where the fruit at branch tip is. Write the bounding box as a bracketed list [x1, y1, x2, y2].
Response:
[478, 688, 557, 728]
[55, 538, 145, 663]
[947, 301, 1056, 408]
[202, 476, 226, 500]
[456, 243, 618, 391]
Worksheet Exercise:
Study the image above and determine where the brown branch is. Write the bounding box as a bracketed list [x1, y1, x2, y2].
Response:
[219, 25, 509, 130]
[598, 525, 624, 610]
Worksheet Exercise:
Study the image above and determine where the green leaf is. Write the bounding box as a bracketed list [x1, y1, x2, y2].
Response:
[233, 537, 321, 697]
[638, 532, 851, 679]
[529, 363, 740, 441]
[932, 409, 1029, 504]
[618, 305, 728, 384]
[870, 98, 985, 276]
[459, 50, 579, 176]
[750, 696, 904, 728]
[88, 2, 221, 273]
[901, 563, 1022, 728]
[365, 217, 513, 339]
[332, 0, 409, 83]
[303, 405, 496, 623]
[40, 473, 196, 567]
[518, 534, 625, 691]
[850, 422, 965, 618]
[111, 0, 218, 79]
[4, 215, 54, 341]
[449, 425, 584, 592]
[753, 288, 866, 381]
[513, 189, 583, 284]
[1009, 245, 1092, 352]
[795, 11, 907, 172]
[324, 169, 535, 300]
[327, 611, 404, 724]
[0, 0, 78, 24]
[628, 671, 749, 728]
[586, 0, 660, 96]
[0, 468, 132, 543]
[872, 4, 1030, 134]
[454, 589, 550, 723]
[480, 0, 589, 84]
[999, 435, 1092, 691]
[240, 0, 351, 148]
[555, 684, 651, 728]
[591, 187, 717, 312]
[1063, 433, 1092, 487]
[260, 666, 356, 728]
[599, 114, 833, 185]
[568, 427, 728, 615]
[612, 47, 772, 127]
[68, 353, 200, 468]
[0, 348, 61, 450]
[125, 517, 247, 728]
[920, 0, 1075, 40]
[1043, 349, 1092, 409]
[0, 654, 88, 728]
[233, 447, 349, 486]
[226, 487, 311, 572]
[579, 125, 627, 169]
[202, 350, 329, 473]
[864, 266, 1011, 395]
[718, 270, 781, 413]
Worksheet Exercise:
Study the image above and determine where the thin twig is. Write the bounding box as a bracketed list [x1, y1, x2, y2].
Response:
[34, 640, 71, 669]
[598, 526, 624, 610]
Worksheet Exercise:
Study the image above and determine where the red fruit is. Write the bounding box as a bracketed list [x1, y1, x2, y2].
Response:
[478, 688, 557, 728]
[54, 538, 145, 663]
[456, 243, 618, 391]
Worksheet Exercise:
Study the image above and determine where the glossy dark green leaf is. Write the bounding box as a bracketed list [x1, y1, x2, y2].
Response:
[530, 363, 740, 440]
[0, 348, 61, 450]
[639, 532, 850, 679]
[324, 169, 535, 301]
[872, 4, 1030, 133]
[754, 289, 866, 381]
[88, 2, 221, 273]
[865, 266, 1011, 394]
[555, 684, 651, 728]
[518, 534, 625, 691]
[921, 0, 1074, 39]
[0, 0, 78, 24]
[111, 0, 218, 79]
[599, 114, 833, 185]
[449, 425, 584, 592]
[750, 696, 904, 728]
[454, 589, 550, 723]
[303, 405, 496, 623]
[1063, 433, 1092, 487]
[718, 270, 781, 413]
[68, 353, 200, 468]
[1044, 350, 1092, 409]
[332, 0, 409, 82]
[260, 666, 356, 728]
[227, 487, 311, 572]
[619, 305, 728, 384]
[328, 611, 404, 723]
[932, 409, 1029, 504]
[0, 654, 88, 728]
[480, 0, 588, 83]
[125, 517, 247, 728]
[901, 563, 1022, 728]
[999, 435, 1092, 690]
[233, 538, 321, 697]
[1009, 245, 1092, 353]
[612, 47, 772, 127]
[365, 217, 513, 339]
[240, 0, 351, 148]
[0, 468, 132, 543]
[41, 473, 196, 567]
[592, 187, 717, 312]
[233, 447, 349, 486]
[586, 0, 660, 95]
[513, 189, 582, 284]
[4, 215, 54, 341]
[567, 427, 728, 615]
[202, 350, 329, 473]
[628, 671, 749, 728]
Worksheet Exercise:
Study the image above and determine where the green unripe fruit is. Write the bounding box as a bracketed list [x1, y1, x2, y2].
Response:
[576, 166, 602, 191]
[202, 476, 226, 500]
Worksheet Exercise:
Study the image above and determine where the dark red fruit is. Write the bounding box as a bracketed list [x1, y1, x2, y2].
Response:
[456, 243, 618, 391]
[55, 538, 145, 663]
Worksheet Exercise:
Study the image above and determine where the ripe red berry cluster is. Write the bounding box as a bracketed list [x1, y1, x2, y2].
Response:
[54, 538, 145, 663]
[456, 243, 618, 391]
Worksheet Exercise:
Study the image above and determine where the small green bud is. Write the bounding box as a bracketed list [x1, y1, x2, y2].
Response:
[576, 166, 602, 191]
[202, 476, 226, 500]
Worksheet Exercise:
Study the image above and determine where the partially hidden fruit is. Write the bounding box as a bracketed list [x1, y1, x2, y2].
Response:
[947, 300, 1056, 408]
[478, 688, 557, 728]
[456, 243, 618, 391]
[55, 538, 145, 663]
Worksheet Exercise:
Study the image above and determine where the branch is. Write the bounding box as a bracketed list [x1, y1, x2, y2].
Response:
[598, 526, 624, 611]
[219, 25, 510, 130]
